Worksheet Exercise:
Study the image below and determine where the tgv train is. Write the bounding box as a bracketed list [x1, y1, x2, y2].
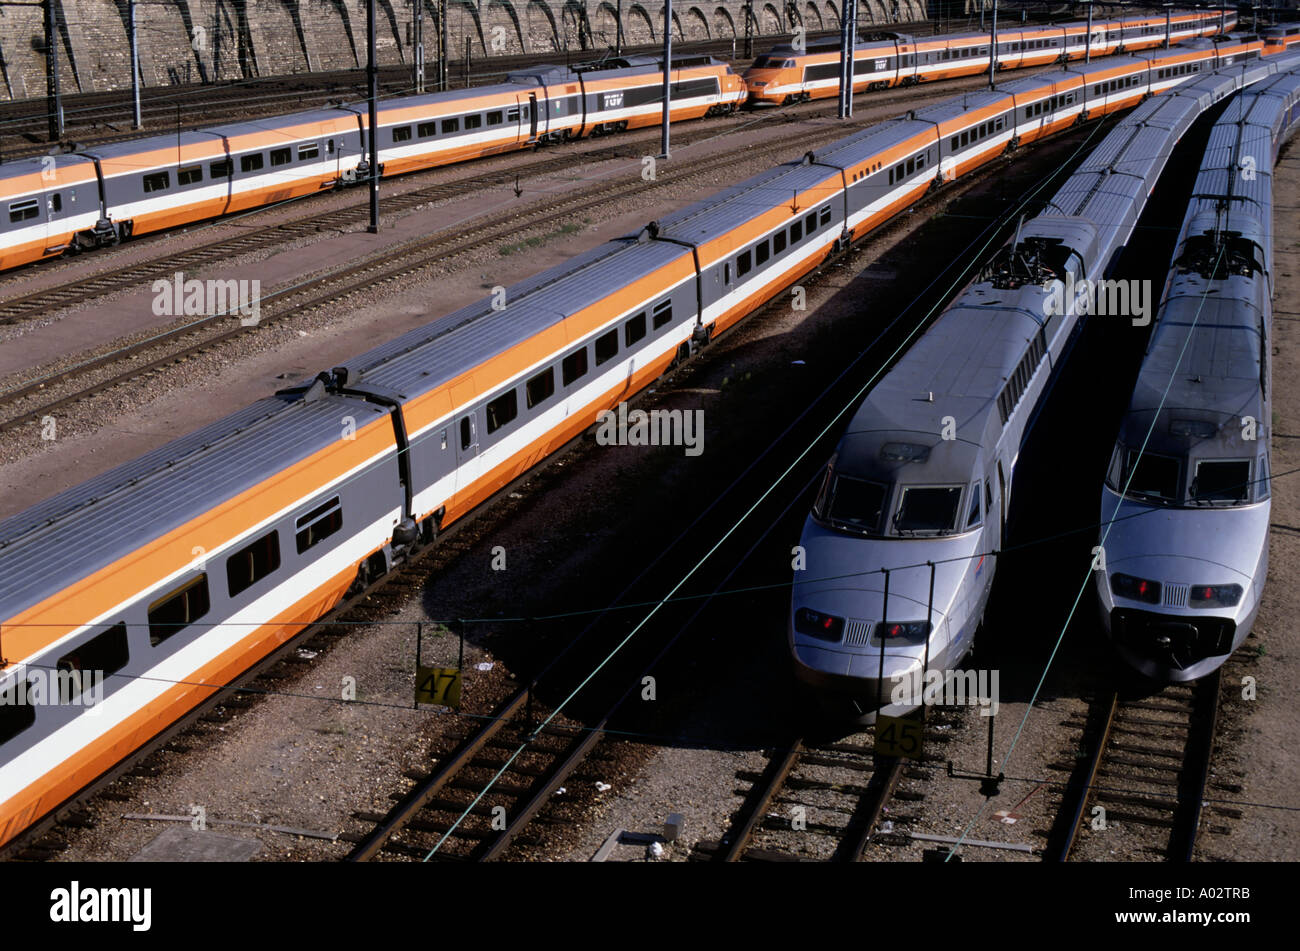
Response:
[0, 41, 1279, 847]
[743, 8, 1235, 104]
[786, 51, 1299, 718]
[1263, 23, 1300, 55]
[1095, 69, 1300, 682]
[0, 55, 745, 273]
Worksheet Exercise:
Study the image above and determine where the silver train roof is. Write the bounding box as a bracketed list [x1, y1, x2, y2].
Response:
[1117, 62, 1300, 460]
[835, 54, 1293, 485]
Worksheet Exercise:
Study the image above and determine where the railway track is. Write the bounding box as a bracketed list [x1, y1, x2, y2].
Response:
[697, 737, 907, 861]
[1047, 670, 1223, 861]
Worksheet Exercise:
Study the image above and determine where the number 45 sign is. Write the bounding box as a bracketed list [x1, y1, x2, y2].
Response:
[874, 714, 923, 759]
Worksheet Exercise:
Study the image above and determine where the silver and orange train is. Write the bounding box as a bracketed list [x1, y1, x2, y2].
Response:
[0, 55, 745, 273]
[743, 8, 1236, 104]
[0, 36, 1275, 846]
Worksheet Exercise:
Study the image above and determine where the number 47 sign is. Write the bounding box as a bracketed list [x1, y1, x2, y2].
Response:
[414, 621, 465, 709]
[415, 666, 462, 708]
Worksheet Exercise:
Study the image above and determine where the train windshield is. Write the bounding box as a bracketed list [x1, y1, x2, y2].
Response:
[1190, 460, 1251, 505]
[894, 486, 962, 535]
[816, 472, 888, 535]
[751, 56, 789, 68]
[1115, 448, 1180, 504]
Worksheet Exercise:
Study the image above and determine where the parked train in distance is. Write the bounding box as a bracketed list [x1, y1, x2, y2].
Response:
[0, 55, 745, 273]
[785, 50, 1299, 720]
[0, 39, 1282, 847]
[1095, 68, 1300, 682]
[743, 8, 1236, 104]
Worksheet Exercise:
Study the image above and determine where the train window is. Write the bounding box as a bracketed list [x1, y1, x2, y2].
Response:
[594, 328, 619, 365]
[625, 312, 647, 346]
[1122, 450, 1179, 502]
[652, 300, 672, 329]
[8, 199, 39, 223]
[143, 171, 170, 193]
[960, 131, 969, 147]
[905, 158, 915, 175]
[487, 111, 504, 126]
[526, 368, 555, 408]
[295, 496, 343, 554]
[1257, 454, 1271, 501]
[755, 241, 770, 266]
[896, 487, 962, 534]
[819, 206, 831, 226]
[1191, 460, 1250, 503]
[894, 163, 904, 182]
[460, 416, 473, 450]
[790, 219, 802, 243]
[226, 530, 281, 599]
[392, 126, 412, 142]
[178, 165, 202, 186]
[966, 483, 982, 528]
[241, 153, 264, 173]
[818, 472, 887, 534]
[737, 250, 752, 277]
[950, 136, 959, 150]
[507, 109, 520, 122]
[442, 117, 460, 134]
[485, 390, 518, 433]
[773, 231, 787, 254]
[0, 683, 35, 744]
[270, 148, 292, 166]
[299, 143, 320, 161]
[147, 576, 210, 646]
[56, 622, 129, 702]
[465, 114, 483, 130]
[985, 481, 993, 511]
[210, 160, 232, 178]
[418, 122, 438, 138]
[327, 139, 335, 154]
[562, 348, 588, 385]
[805, 212, 817, 234]
[51, 193, 61, 212]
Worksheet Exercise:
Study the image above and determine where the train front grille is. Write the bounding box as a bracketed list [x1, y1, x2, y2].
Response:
[843, 619, 874, 647]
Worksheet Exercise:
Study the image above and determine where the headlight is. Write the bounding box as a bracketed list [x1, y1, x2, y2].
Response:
[1189, 583, 1243, 608]
[877, 620, 931, 641]
[794, 607, 843, 641]
[1111, 572, 1161, 604]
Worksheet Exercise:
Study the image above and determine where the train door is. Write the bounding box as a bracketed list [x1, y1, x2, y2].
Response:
[454, 409, 481, 499]
[451, 378, 482, 500]
[44, 185, 64, 248]
[996, 460, 1009, 544]
[528, 93, 539, 142]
